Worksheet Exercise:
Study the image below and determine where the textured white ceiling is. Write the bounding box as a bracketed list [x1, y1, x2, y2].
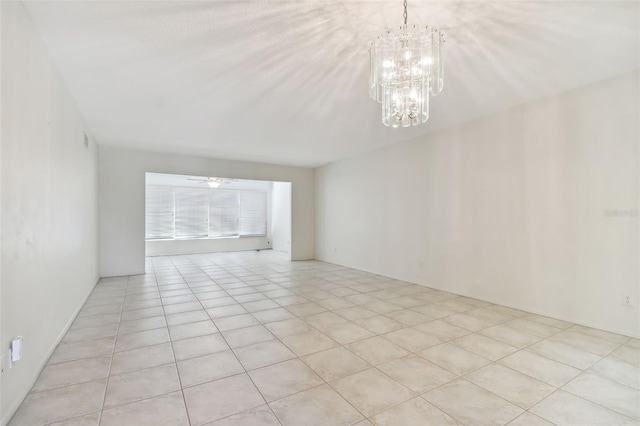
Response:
[23, 1, 640, 167]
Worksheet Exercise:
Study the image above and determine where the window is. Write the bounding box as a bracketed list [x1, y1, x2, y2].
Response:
[239, 191, 267, 236]
[209, 190, 239, 237]
[145, 186, 267, 240]
[175, 189, 209, 238]
[145, 187, 174, 239]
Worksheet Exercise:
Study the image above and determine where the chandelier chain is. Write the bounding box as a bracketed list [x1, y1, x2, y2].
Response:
[403, 0, 408, 26]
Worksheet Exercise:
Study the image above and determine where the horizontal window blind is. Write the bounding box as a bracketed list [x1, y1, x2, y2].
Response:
[175, 189, 209, 238]
[239, 191, 267, 236]
[209, 190, 239, 237]
[145, 187, 174, 239]
[145, 186, 267, 240]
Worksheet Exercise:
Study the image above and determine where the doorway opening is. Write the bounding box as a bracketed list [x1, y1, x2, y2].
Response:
[145, 172, 292, 259]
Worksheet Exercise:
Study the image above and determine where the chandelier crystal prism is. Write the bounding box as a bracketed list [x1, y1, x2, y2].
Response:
[369, 0, 444, 127]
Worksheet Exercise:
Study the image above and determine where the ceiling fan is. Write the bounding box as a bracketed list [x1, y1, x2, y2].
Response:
[187, 177, 237, 188]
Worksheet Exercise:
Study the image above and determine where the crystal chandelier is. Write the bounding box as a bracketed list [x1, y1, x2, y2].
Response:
[370, 0, 444, 127]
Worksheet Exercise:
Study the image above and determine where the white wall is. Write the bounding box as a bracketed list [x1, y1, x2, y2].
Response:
[100, 147, 314, 276]
[316, 71, 639, 338]
[1, 2, 100, 423]
[271, 182, 292, 255]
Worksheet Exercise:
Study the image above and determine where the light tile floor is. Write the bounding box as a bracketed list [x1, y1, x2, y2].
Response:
[9, 251, 640, 426]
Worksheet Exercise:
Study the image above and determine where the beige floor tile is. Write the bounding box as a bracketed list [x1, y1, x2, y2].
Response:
[388, 296, 425, 308]
[241, 299, 280, 312]
[419, 343, 490, 375]
[548, 329, 622, 356]
[530, 390, 636, 425]
[363, 300, 403, 314]
[479, 324, 541, 348]
[528, 339, 601, 370]
[499, 350, 581, 387]
[205, 405, 280, 426]
[177, 350, 244, 387]
[166, 310, 209, 326]
[196, 290, 228, 301]
[370, 397, 461, 426]
[484, 305, 528, 318]
[183, 373, 265, 426]
[32, 356, 111, 393]
[164, 301, 203, 315]
[207, 304, 248, 319]
[378, 354, 456, 393]
[521, 314, 573, 330]
[409, 304, 458, 320]
[323, 322, 374, 344]
[100, 391, 189, 426]
[506, 411, 555, 426]
[162, 294, 198, 305]
[505, 318, 562, 338]
[222, 324, 275, 348]
[111, 342, 175, 375]
[172, 333, 229, 361]
[588, 356, 640, 389]
[78, 303, 122, 318]
[272, 295, 310, 307]
[465, 307, 514, 325]
[414, 320, 470, 341]
[383, 328, 441, 352]
[47, 412, 100, 426]
[286, 302, 327, 316]
[213, 313, 261, 332]
[280, 329, 338, 356]
[383, 309, 431, 326]
[117, 316, 167, 335]
[251, 307, 295, 323]
[269, 384, 363, 426]
[233, 340, 296, 370]
[423, 379, 523, 426]
[345, 294, 378, 305]
[562, 373, 640, 420]
[317, 297, 356, 310]
[264, 318, 312, 338]
[466, 364, 555, 409]
[304, 311, 348, 330]
[347, 336, 409, 365]
[569, 324, 630, 344]
[201, 297, 237, 309]
[104, 363, 181, 408]
[610, 343, 640, 367]
[442, 313, 496, 332]
[301, 346, 370, 381]
[335, 306, 378, 321]
[233, 292, 268, 303]
[9, 379, 106, 426]
[249, 359, 324, 401]
[71, 313, 120, 330]
[62, 323, 118, 343]
[169, 320, 218, 341]
[354, 315, 404, 334]
[48, 337, 115, 364]
[120, 306, 164, 321]
[434, 299, 475, 313]
[115, 327, 170, 352]
[330, 368, 413, 416]
[453, 333, 518, 361]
